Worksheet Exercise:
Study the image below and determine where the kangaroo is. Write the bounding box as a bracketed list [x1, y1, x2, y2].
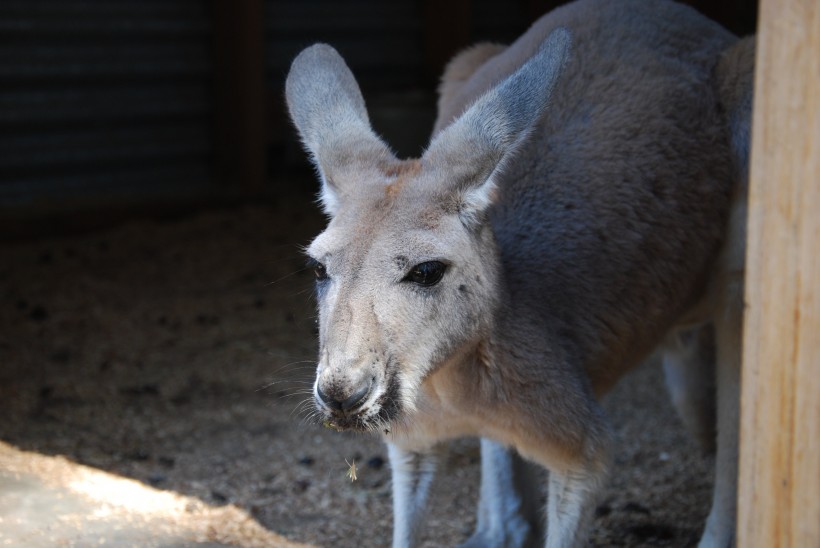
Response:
[285, 0, 754, 546]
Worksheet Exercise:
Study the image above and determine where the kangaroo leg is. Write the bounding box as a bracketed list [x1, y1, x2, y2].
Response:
[512, 450, 546, 547]
[544, 466, 608, 548]
[699, 286, 742, 548]
[459, 438, 538, 548]
[387, 443, 439, 548]
[662, 325, 718, 454]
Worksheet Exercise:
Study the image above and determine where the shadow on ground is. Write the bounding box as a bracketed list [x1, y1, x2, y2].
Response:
[0, 194, 713, 546]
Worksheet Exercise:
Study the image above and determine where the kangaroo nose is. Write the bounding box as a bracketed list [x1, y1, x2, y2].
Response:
[317, 382, 371, 413]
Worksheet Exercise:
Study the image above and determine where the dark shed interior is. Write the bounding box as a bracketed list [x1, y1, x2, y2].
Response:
[1, 1, 757, 546]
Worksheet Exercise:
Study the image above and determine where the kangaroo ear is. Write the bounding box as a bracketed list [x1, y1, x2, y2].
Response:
[423, 29, 571, 226]
[286, 44, 394, 216]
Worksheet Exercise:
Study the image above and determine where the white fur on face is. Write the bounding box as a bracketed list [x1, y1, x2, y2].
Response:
[308, 203, 499, 431]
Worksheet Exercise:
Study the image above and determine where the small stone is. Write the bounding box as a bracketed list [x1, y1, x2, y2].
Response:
[622, 501, 650, 515]
[627, 523, 675, 541]
[147, 474, 166, 486]
[127, 450, 150, 462]
[366, 456, 385, 470]
[29, 305, 48, 322]
[50, 350, 71, 363]
[119, 384, 159, 397]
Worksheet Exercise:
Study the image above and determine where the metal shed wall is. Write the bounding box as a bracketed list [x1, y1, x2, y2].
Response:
[265, 1, 425, 92]
[263, 0, 529, 161]
[1, 0, 534, 214]
[264, 0, 527, 93]
[0, 0, 754, 217]
[0, 0, 214, 209]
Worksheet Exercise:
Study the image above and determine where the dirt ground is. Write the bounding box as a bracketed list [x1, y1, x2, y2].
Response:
[0, 191, 714, 547]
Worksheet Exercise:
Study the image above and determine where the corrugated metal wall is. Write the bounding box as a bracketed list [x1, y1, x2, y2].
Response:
[264, 0, 431, 161]
[0, 0, 754, 216]
[265, 1, 425, 92]
[0, 0, 214, 208]
[264, 0, 526, 93]
[263, 0, 528, 161]
[0, 0, 533, 214]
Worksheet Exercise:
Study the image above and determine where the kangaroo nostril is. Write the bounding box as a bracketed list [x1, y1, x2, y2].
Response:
[316, 385, 342, 411]
[317, 382, 371, 413]
[341, 382, 370, 412]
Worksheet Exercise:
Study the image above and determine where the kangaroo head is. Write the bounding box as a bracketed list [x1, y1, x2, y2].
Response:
[285, 31, 570, 432]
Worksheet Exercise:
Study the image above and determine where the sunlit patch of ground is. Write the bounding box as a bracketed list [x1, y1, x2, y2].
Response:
[0, 203, 713, 546]
[0, 441, 311, 547]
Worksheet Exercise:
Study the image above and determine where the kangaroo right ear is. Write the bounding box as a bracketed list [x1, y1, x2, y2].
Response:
[286, 44, 394, 216]
[423, 29, 571, 227]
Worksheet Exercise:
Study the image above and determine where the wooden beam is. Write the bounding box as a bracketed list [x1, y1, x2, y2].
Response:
[739, 0, 820, 546]
[421, 0, 471, 88]
[211, 0, 267, 194]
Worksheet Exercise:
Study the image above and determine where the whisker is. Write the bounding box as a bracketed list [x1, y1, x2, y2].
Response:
[291, 398, 315, 419]
[264, 266, 310, 287]
[257, 379, 314, 392]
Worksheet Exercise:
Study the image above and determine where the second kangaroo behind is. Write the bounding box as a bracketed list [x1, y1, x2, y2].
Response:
[285, 0, 754, 545]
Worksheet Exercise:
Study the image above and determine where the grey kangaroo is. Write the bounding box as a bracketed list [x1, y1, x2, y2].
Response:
[285, 0, 754, 545]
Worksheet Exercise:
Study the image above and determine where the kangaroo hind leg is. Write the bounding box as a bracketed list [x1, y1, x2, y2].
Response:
[662, 324, 718, 454]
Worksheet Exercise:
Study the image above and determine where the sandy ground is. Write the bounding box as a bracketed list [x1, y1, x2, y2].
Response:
[0, 440, 310, 547]
[0, 194, 714, 546]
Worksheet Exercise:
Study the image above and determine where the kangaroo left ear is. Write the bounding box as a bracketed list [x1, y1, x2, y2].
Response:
[285, 44, 395, 217]
[423, 28, 572, 227]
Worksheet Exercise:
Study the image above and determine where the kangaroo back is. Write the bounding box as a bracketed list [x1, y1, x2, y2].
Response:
[437, 0, 738, 393]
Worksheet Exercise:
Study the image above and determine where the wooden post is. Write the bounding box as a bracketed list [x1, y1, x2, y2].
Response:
[739, 0, 820, 546]
[421, 0, 471, 88]
[211, 0, 267, 195]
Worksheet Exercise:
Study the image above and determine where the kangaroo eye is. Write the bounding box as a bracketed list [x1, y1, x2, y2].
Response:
[404, 261, 447, 287]
[308, 259, 328, 281]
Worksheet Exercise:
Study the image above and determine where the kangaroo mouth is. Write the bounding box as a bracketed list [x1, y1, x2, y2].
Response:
[321, 415, 376, 433]
[317, 372, 402, 434]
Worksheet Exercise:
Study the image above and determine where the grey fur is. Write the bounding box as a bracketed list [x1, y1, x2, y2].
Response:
[285, 0, 753, 546]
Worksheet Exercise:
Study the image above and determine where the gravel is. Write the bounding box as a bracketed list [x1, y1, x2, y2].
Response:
[0, 197, 713, 546]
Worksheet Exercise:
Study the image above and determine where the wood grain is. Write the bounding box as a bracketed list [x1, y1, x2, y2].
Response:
[211, 0, 267, 194]
[739, 0, 820, 545]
